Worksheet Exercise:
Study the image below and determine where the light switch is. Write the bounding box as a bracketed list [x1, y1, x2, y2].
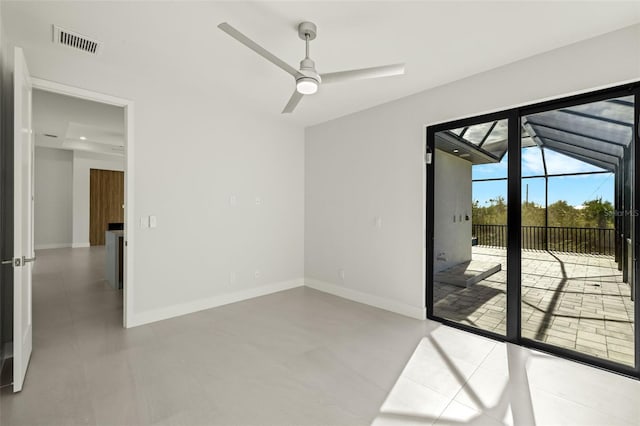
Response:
[229, 195, 237, 206]
[140, 216, 149, 229]
[149, 215, 157, 228]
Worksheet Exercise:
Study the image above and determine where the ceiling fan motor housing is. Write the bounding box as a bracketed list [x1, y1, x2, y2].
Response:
[299, 58, 321, 83]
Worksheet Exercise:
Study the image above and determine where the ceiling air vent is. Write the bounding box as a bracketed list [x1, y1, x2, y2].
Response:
[52, 25, 101, 55]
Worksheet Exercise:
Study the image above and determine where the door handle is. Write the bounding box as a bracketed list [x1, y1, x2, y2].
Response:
[22, 256, 36, 264]
[2, 258, 22, 267]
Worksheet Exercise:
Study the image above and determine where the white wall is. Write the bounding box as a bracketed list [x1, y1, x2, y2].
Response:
[433, 150, 472, 273]
[34, 147, 72, 249]
[72, 151, 124, 248]
[305, 24, 640, 319]
[7, 36, 305, 327]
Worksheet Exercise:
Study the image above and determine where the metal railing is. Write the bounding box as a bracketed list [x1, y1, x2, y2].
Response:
[472, 224, 615, 256]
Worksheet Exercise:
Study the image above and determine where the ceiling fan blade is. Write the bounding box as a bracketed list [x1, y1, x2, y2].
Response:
[321, 63, 405, 84]
[282, 90, 304, 114]
[218, 22, 301, 78]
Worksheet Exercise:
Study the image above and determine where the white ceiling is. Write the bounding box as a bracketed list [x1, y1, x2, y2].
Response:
[6, 1, 640, 127]
[33, 89, 125, 156]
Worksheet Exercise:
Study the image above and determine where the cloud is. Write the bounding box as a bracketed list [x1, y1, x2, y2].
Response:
[521, 148, 544, 174]
[521, 147, 605, 175]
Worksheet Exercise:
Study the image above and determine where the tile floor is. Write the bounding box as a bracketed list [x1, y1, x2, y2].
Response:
[434, 247, 635, 366]
[373, 327, 640, 426]
[1, 247, 638, 425]
[0, 247, 433, 425]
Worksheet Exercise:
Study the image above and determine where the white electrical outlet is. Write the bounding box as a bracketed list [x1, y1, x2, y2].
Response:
[255, 197, 262, 205]
[254, 270, 261, 279]
[140, 216, 149, 229]
[149, 215, 157, 228]
[339, 269, 345, 281]
[230, 271, 237, 285]
[229, 195, 237, 206]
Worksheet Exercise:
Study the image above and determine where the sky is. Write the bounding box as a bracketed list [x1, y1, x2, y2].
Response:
[472, 148, 614, 207]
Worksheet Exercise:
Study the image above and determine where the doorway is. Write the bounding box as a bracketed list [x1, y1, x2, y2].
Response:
[427, 83, 639, 378]
[30, 79, 134, 328]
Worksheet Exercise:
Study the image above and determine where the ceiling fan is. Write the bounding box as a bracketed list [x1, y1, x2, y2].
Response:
[218, 21, 405, 113]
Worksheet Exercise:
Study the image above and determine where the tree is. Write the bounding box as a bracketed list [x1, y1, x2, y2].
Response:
[522, 201, 545, 226]
[548, 200, 575, 227]
[581, 197, 614, 228]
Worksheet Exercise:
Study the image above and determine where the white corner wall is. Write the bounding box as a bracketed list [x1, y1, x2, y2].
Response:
[72, 151, 124, 248]
[433, 150, 472, 273]
[305, 24, 640, 319]
[34, 147, 73, 249]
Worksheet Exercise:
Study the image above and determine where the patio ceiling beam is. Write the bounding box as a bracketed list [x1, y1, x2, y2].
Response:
[472, 170, 612, 182]
[439, 131, 501, 161]
[557, 109, 633, 128]
[478, 120, 498, 148]
[539, 136, 623, 162]
[546, 148, 617, 172]
[606, 98, 634, 107]
[542, 145, 616, 172]
[541, 140, 619, 168]
[525, 119, 628, 147]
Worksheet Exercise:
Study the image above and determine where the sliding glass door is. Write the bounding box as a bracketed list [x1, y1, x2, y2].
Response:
[520, 95, 636, 367]
[430, 116, 511, 337]
[427, 83, 639, 378]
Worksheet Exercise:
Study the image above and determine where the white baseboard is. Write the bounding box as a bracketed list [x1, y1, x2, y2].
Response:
[305, 278, 426, 320]
[72, 242, 90, 248]
[35, 243, 72, 250]
[127, 278, 305, 328]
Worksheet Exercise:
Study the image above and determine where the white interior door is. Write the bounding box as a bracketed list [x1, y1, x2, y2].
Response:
[13, 47, 34, 393]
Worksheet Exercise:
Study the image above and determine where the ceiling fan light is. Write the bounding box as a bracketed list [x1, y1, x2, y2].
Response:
[296, 77, 318, 95]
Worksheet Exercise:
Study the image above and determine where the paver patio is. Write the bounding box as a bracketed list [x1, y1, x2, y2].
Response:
[434, 246, 635, 366]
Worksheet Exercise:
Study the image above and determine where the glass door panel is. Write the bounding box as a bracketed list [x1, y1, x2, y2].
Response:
[520, 95, 635, 367]
[432, 119, 509, 335]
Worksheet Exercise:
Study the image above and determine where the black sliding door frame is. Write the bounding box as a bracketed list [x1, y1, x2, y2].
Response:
[426, 109, 515, 344]
[426, 81, 640, 379]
